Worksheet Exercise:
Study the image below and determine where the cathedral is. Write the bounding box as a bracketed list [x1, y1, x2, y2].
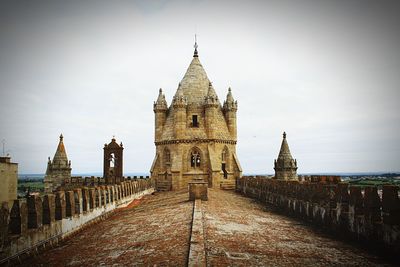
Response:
[150, 43, 242, 190]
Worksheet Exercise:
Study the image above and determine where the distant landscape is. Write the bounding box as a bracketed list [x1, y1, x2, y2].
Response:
[17, 173, 150, 197]
[17, 172, 400, 198]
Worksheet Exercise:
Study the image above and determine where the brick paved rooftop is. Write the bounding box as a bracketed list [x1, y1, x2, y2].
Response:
[20, 189, 394, 266]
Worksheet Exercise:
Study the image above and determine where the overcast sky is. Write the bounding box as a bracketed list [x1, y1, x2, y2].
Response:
[0, 0, 399, 174]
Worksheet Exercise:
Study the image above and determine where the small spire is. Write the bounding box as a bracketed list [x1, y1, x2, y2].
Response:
[226, 87, 234, 103]
[193, 34, 198, 57]
[207, 82, 217, 98]
[283, 131, 286, 139]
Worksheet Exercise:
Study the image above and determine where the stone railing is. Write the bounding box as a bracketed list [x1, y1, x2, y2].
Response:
[236, 176, 400, 254]
[0, 178, 154, 264]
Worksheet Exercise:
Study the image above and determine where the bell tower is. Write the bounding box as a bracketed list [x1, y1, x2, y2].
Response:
[103, 137, 124, 184]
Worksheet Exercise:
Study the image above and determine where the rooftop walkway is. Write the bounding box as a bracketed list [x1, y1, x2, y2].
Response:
[19, 189, 393, 266]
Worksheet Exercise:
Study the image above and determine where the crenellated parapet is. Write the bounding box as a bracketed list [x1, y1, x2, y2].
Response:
[58, 175, 150, 191]
[236, 176, 400, 254]
[0, 178, 155, 264]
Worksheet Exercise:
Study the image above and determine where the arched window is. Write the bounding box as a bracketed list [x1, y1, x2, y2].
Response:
[190, 148, 201, 168]
[109, 153, 115, 168]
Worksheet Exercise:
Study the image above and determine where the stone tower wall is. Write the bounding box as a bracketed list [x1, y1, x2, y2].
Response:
[205, 105, 217, 139]
[275, 169, 297, 180]
[153, 141, 239, 190]
[0, 158, 17, 206]
[173, 106, 187, 139]
[154, 110, 167, 142]
[224, 109, 237, 140]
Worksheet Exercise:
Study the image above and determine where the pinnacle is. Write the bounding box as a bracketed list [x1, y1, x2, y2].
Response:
[278, 132, 293, 160]
[226, 87, 234, 103]
[53, 134, 69, 164]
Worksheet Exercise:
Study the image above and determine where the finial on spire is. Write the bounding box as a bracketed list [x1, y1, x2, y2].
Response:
[193, 34, 198, 57]
[283, 131, 287, 139]
[59, 134, 63, 141]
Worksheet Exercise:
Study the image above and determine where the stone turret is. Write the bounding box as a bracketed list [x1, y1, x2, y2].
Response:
[274, 132, 298, 180]
[172, 83, 187, 139]
[153, 88, 168, 142]
[205, 82, 219, 139]
[223, 88, 238, 140]
[150, 40, 242, 190]
[44, 134, 72, 193]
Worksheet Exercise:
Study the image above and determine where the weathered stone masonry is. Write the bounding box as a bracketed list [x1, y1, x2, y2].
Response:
[0, 179, 154, 264]
[237, 176, 400, 255]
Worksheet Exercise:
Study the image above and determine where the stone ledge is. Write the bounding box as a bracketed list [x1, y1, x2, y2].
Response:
[188, 199, 206, 267]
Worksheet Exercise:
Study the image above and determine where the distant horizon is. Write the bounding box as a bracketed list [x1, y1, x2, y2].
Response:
[18, 171, 400, 177]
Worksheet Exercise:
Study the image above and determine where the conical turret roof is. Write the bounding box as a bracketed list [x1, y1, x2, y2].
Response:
[159, 43, 233, 141]
[52, 134, 69, 164]
[226, 87, 234, 102]
[177, 51, 211, 105]
[278, 132, 294, 160]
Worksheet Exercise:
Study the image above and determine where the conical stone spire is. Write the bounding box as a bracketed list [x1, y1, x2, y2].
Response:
[177, 51, 210, 104]
[205, 82, 219, 106]
[172, 83, 187, 107]
[154, 88, 168, 111]
[274, 132, 298, 180]
[52, 134, 69, 166]
[278, 132, 293, 160]
[223, 87, 238, 111]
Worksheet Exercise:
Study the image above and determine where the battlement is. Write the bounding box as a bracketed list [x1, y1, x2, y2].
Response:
[236, 176, 400, 254]
[0, 179, 155, 264]
[59, 175, 150, 191]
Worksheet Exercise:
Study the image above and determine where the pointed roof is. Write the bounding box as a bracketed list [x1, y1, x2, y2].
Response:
[154, 88, 168, 110]
[207, 82, 217, 98]
[159, 43, 233, 141]
[177, 45, 211, 104]
[226, 87, 234, 103]
[205, 82, 219, 105]
[277, 132, 294, 160]
[52, 134, 69, 164]
[156, 88, 164, 102]
[223, 87, 237, 110]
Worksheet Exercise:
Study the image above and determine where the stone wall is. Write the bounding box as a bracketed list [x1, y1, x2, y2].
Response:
[0, 157, 18, 206]
[236, 176, 400, 254]
[0, 178, 154, 264]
